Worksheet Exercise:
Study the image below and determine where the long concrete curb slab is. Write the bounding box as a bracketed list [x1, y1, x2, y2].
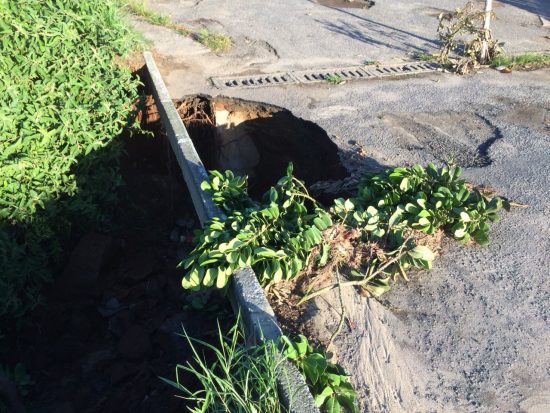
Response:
[142, 51, 319, 413]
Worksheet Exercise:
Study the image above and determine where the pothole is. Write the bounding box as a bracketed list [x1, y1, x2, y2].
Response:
[175, 95, 349, 196]
[315, 0, 375, 9]
[498, 104, 550, 134]
[381, 111, 501, 167]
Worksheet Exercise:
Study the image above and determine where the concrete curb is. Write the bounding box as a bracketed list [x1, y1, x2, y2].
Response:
[142, 51, 319, 413]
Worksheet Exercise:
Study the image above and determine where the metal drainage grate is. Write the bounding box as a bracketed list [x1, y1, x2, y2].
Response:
[210, 61, 439, 89]
[292, 66, 372, 84]
[364, 61, 439, 77]
[210, 72, 297, 89]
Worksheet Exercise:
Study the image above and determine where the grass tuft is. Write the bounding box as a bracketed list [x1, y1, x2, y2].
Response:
[194, 29, 232, 53]
[490, 52, 550, 70]
[414, 52, 434, 61]
[121, 0, 171, 26]
[325, 73, 344, 85]
[162, 318, 285, 413]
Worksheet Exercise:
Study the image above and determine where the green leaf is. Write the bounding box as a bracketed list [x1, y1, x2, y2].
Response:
[203, 267, 217, 287]
[324, 396, 342, 413]
[314, 386, 334, 408]
[314, 217, 328, 231]
[459, 211, 471, 222]
[365, 276, 391, 297]
[287, 162, 294, 176]
[269, 187, 278, 202]
[254, 247, 279, 258]
[305, 226, 323, 246]
[399, 177, 410, 191]
[272, 261, 283, 283]
[407, 245, 435, 261]
[318, 243, 330, 267]
[216, 267, 229, 288]
[303, 353, 327, 385]
[343, 199, 355, 212]
[294, 335, 309, 357]
[226, 251, 239, 264]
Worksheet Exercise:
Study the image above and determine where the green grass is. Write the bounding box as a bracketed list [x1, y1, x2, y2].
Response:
[325, 74, 344, 85]
[414, 52, 434, 61]
[121, 0, 171, 26]
[490, 52, 550, 69]
[162, 319, 286, 413]
[194, 29, 232, 53]
[119, 0, 232, 52]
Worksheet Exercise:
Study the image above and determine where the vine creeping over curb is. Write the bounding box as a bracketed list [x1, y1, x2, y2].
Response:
[180, 162, 506, 297]
[280, 335, 359, 413]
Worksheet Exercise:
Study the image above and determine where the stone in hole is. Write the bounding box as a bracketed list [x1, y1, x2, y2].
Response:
[175, 95, 349, 197]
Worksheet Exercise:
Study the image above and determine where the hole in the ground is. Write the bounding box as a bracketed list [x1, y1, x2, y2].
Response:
[175, 95, 349, 197]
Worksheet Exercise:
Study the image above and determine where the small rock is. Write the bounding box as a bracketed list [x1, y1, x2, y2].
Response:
[117, 325, 151, 360]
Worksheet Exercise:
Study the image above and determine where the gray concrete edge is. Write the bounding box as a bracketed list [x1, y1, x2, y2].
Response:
[142, 51, 319, 413]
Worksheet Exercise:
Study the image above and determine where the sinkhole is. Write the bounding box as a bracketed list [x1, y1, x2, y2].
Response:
[174, 95, 349, 197]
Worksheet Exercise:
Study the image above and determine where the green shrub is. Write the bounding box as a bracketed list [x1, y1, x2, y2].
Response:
[181, 163, 504, 298]
[0, 0, 140, 322]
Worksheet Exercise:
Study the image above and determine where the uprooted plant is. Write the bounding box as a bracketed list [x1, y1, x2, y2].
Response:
[179, 164, 332, 290]
[180, 163, 506, 298]
[437, 1, 503, 74]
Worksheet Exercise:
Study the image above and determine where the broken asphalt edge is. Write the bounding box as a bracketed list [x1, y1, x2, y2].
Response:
[142, 51, 319, 413]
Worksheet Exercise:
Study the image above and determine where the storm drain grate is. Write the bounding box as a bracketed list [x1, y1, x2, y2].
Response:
[210, 72, 297, 89]
[210, 61, 440, 89]
[292, 66, 372, 84]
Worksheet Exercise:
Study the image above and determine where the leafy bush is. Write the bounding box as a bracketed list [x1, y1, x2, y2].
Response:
[0, 0, 140, 321]
[180, 165, 331, 289]
[350, 164, 503, 245]
[180, 163, 504, 297]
